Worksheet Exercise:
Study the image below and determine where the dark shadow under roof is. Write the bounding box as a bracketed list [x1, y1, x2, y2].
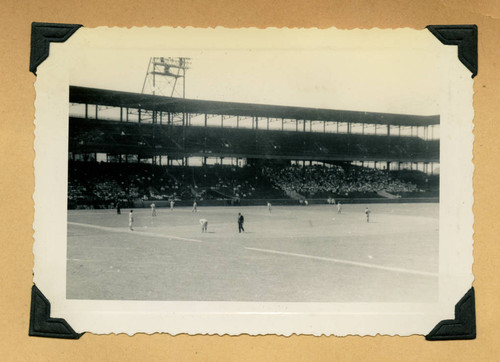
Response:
[70, 86, 440, 127]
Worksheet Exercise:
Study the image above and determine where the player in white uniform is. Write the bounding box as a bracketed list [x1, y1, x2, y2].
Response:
[199, 218, 208, 232]
[170, 200, 174, 211]
[337, 202, 342, 214]
[128, 210, 134, 231]
[192, 201, 198, 212]
[150, 203, 156, 217]
[267, 202, 272, 214]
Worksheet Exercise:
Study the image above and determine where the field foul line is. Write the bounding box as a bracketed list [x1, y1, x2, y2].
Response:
[245, 247, 438, 277]
[68, 222, 203, 243]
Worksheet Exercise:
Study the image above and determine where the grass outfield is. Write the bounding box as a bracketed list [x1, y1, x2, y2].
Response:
[67, 203, 439, 302]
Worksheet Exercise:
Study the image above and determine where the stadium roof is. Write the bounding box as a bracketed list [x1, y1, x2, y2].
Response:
[70, 86, 440, 127]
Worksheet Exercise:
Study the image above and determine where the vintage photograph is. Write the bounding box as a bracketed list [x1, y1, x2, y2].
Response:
[33, 27, 473, 335]
[67, 55, 440, 303]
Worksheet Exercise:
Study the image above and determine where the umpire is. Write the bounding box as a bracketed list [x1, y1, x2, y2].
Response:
[238, 212, 245, 233]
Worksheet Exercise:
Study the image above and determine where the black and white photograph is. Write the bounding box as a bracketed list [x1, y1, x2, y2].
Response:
[33, 27, 473, 335]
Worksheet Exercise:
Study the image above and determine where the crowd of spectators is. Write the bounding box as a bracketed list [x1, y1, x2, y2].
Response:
[68, 161, 191, 209]
[68, 161, 426, 209]
[262, 164, 418, 198]
[192, 166, 280, 200]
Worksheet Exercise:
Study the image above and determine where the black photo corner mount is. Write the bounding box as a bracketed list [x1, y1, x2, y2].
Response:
[29, 284, 84, 339]
[30, 22, 83, 75]
[427, 25, 478, 78]
[426, 287, 476, 341]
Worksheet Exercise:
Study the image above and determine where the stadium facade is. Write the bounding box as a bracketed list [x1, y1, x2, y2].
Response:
[68, 86, 439, 208]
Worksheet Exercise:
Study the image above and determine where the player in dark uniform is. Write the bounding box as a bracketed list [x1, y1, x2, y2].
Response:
[365, 207, 371, 223]
[238, 213, 245, 233]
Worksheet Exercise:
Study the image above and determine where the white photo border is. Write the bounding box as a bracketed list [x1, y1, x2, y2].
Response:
[33, 27, 474, 336]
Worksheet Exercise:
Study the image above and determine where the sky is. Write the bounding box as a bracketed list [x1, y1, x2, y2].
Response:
[69, 29, 444, 116]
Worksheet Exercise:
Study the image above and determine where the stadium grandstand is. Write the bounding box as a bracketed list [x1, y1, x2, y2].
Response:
[68, 85, 439, 209]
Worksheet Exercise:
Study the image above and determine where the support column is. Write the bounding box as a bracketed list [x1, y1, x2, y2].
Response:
[204, 113, 208, 163]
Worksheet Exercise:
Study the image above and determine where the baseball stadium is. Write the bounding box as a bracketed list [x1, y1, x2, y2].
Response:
[67, 57, 439, 302]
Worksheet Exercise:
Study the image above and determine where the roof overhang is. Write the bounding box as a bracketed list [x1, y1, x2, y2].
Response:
[70, 86, 440, 127]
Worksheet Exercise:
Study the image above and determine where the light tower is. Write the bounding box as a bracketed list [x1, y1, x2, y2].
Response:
[141, 57, 191, 98]
[141, 57, 191, 167]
